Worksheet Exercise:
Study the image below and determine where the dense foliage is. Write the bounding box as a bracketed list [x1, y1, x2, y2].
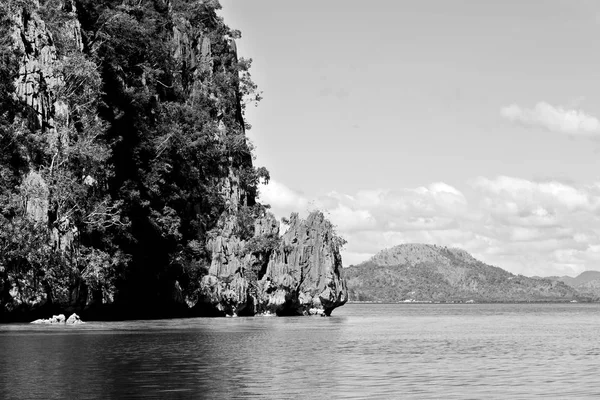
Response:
[0, 0, 267, 318]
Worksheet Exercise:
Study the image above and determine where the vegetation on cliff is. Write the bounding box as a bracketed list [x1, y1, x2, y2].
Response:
[0, 0, 348, 320]
[0, 0, 276, 320]
[346, 244, 584, 303]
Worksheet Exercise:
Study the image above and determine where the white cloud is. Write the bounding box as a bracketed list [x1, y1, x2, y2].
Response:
[258, 179, 310, 217]
[259, 177, 600, 277]
[472, 176, 600, 213]
[500, 102, 600, 135]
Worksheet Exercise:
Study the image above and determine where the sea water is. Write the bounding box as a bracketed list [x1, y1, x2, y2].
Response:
[1, 303, 599, 399]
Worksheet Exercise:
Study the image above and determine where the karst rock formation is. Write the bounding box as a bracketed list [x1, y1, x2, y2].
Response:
[0, 0, 347, 320]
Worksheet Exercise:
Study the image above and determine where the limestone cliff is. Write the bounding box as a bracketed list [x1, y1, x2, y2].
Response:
[260, 212, 348, 316]
[198, 211, 348, 316]
[1, 0, 90, 319]
[0, 1, 347, 320]
[166, 2, 348, 316]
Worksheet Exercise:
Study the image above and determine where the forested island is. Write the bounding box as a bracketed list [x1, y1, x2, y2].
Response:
[0, 0, 347, 321]
[346, 244, 597, 303]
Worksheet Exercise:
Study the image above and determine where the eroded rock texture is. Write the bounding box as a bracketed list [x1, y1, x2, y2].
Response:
[261, 212, 348, 316]
[198, 211, 348, 316]
[12, 3, 59, 131]
[1, 1, 87, 319]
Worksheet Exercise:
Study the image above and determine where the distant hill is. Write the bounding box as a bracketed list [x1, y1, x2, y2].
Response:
[345, 244, 583, 303]
[534, 271, 600, 300]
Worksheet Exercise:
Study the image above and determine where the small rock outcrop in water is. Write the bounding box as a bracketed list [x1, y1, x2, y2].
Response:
[31, 313, 83, 324]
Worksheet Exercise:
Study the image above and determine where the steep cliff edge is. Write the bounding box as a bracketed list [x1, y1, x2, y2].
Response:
[0, 1, 347, 320]
[0, 0, 93, 320]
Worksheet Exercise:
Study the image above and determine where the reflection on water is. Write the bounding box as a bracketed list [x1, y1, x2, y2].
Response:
[1, 304, 600, 399]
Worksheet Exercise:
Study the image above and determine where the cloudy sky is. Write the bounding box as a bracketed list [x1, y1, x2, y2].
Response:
[219, 0, 600, 277]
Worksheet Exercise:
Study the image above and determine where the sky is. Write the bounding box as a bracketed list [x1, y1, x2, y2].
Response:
[218, 0, 600, 277]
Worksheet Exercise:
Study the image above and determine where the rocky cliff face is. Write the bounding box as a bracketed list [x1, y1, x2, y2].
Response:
[0, 1, 348, 320]
[197, 211, 348, 316]
[166, 2, 347, 316]
[0, 0, 88, 319]
[260, 212, 348, 316]
[12, 1, 60, 131]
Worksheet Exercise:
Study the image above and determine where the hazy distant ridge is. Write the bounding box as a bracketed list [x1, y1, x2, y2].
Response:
[346, 244, 583, 303]
[533, 271, 600, 299]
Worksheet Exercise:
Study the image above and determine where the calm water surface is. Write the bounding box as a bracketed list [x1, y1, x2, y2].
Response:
[1, 303, 600, 399]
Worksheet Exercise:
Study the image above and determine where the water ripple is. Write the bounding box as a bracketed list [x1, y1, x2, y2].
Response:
[1, 303, 600, 398]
